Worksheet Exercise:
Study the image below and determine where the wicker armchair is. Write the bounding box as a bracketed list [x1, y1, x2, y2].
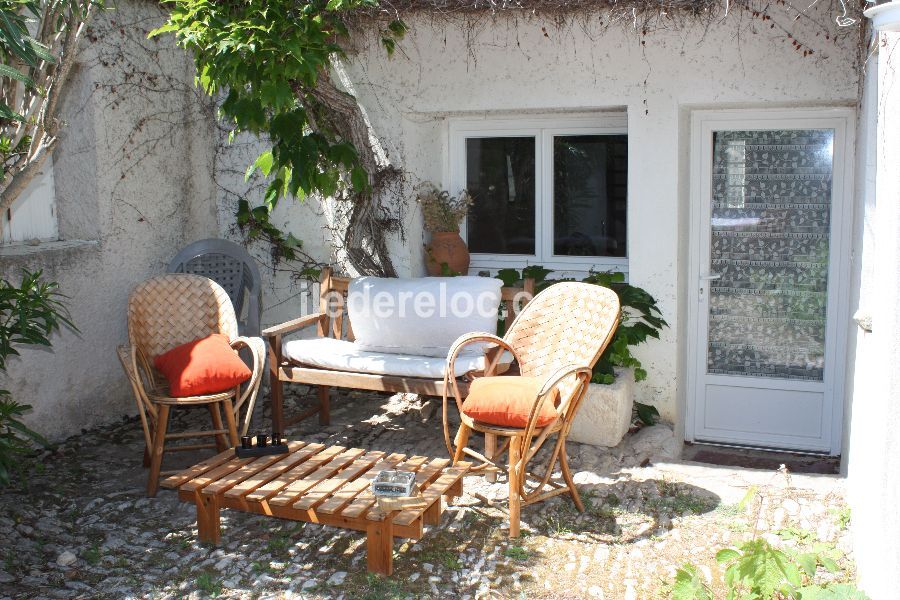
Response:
[442, 282, 620, 537]
[117, 274, 265, 496]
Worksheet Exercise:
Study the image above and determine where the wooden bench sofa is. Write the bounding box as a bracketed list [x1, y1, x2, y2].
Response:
[263, 267, 534, 432]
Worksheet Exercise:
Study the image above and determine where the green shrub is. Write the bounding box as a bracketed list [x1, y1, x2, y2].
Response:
[494, 267, 668, 385]
[673, 537, 869, 599]
[0, 270, 73, 486]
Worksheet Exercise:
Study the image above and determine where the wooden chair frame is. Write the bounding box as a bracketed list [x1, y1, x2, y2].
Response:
[441, 283, 621, 537]
[117, 274, 266, 497]
[263, 267, 535, 432]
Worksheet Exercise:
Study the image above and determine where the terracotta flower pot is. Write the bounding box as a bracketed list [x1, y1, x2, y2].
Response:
[425, 231, 470, 276]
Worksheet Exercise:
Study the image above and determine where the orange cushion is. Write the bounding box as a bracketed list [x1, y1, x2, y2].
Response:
[153, 334, 251, 397]
[461, 376, 559, 428]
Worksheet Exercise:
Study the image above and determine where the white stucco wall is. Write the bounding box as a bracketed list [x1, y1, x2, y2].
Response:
[0, 1, 219, 441]
[249, 6, 860, 423]
[846, 31, 900, 599]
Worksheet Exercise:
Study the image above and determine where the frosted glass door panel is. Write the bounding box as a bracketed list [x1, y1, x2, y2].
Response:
[707, 129, 834, 382]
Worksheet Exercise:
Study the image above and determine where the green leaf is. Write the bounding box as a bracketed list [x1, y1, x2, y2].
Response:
[0, 63, 35, 87]
[495, 268, 521, 287]
[0, 102, 24, 122]
[716, 548, 741, 564]
[148, 22, 180, 38]
[796, 552, 818, 577]
[380, 36, 395, 56]
[245, 150, 274, 181]
[350, 166, 368, 191]
[387, 19, 408, 37]
[797, 584, 871, 599]
[26, 38, 54, 63]
[819, 555, 840, 573]
[672, 564, 713, 600]
[634, 402, 658, 426]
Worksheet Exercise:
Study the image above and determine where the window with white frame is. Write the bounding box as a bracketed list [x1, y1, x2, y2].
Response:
[1, 157, 58, 244]
[449, 115, 628, 274]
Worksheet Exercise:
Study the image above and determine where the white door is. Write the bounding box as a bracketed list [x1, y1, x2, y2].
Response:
[686, 109, 854, 455]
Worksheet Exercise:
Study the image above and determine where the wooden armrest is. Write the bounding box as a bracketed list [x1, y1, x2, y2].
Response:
[261, 313, 325, 338]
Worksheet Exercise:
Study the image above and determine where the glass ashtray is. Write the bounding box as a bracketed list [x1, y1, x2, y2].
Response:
[372, 470, 416, 497]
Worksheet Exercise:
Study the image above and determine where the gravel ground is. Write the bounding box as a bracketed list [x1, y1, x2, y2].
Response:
[1, 388, 856, 599]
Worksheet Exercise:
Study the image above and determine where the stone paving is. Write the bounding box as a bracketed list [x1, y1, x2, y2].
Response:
[1, 387, 856, 599]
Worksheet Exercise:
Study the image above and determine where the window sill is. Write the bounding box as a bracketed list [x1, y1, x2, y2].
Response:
[0, 239, 99, 258]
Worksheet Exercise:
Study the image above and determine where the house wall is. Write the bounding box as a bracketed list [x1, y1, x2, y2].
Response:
[845, 30, 900, 599]
[260, 6, 860, 423]
[0, 1, 219, 441]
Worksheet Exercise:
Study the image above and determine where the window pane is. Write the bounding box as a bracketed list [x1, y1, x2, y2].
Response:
[553, 135, 627, 257]
[706, 129, 833, 381]
[465, 137, 536, 255]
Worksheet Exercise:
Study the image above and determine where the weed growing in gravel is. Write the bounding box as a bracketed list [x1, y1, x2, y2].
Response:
[418, 548, 462, 570]
[83, 543, 101, 566]
[196, 572, 222, 597]
[267, 531, 292, 555]
[832, 506, 851, 530]
[671, 480, 867, 599]
[351, 573, 407, 599]
[251, 560, 275, 575]
[648, 491, 715, 515]
[503, 545, 530, 561]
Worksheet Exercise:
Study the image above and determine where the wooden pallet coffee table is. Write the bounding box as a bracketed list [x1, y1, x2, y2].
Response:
[160, 441, 470, 575]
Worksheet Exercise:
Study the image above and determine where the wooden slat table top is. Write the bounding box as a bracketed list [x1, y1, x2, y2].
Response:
[168, 441, 470, 537]
[316, 452, 406, 515]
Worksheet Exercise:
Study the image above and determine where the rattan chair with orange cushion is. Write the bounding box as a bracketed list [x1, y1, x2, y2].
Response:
[442, 281, 620, 537]
[117, 274, 265, 496]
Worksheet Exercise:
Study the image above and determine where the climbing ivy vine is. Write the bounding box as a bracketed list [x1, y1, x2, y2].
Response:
[152, 0, 407, 277]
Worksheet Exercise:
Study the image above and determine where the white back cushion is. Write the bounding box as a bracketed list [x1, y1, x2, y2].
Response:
[347, 276, 503, 357]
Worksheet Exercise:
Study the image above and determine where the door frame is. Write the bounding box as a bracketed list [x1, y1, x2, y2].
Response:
[685, 107, 855, 455]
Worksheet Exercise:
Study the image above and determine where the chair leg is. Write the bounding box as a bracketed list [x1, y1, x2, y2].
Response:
[484, 432, 498, 483]
[318, 385, 330, 426]
[220, 396, 240, 448]
[271, 375, 285, 434]
[559, 440, 584, 512]
[142, 444, 151, 468]
[508, 435, 522, 538]
[452, 424, 470, 465]
[147, 404, 170, 498]
[207, 404, 228, 452]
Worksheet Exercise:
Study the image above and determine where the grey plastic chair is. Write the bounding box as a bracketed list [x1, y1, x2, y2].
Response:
[168, 239, 262, 337]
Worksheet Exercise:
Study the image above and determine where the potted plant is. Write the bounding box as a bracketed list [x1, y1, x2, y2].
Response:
[496, 267, 668, 447]
[417, 183, 473, 276]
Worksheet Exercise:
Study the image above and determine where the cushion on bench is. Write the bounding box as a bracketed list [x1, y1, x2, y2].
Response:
[347, 276, 503, 357]
[283, 337, 512, 379]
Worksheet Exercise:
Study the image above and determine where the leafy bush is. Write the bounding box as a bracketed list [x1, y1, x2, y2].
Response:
[673, 538, 869, 599]
[494, 267, 668, 384]
[0, 270, 73, 486]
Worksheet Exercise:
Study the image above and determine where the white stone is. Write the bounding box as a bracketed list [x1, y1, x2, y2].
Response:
[783, 499, 800, 515]
[628, 424, 680, 459]
[326, 571, 347, 586]
[589, 585, 604, 598]
[56, 551, 77, 567]
[568, 369, 635, 447]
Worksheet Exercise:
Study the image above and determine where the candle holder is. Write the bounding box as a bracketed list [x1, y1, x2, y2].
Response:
[234, 432, 290, 458]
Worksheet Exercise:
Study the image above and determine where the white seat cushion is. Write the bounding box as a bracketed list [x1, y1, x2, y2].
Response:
[347, 276, 503, 357]
[283, 337, 511, 379]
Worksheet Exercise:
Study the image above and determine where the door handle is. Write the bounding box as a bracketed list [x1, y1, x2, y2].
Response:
[700, 273, 722, 281]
